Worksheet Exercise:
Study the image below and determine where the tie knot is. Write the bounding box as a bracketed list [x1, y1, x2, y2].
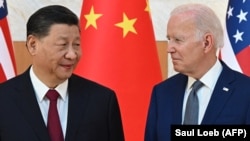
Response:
[192, 80, 203, 91]
[46, 89, 60, 101]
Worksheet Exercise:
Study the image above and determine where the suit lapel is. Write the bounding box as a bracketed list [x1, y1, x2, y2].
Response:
[201, 62, 234, 124]
[65, 75, 90, 141]
[14, 69, 50, 141]
[172, 74, 188, 124]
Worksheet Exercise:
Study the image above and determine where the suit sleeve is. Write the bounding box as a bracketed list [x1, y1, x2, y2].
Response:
[108, 91, 125, 141]
[144, 86, 157, 141]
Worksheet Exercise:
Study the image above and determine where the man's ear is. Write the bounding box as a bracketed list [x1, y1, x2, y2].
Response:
[26, 35, 38, 55]
[203, 33, 213, 53]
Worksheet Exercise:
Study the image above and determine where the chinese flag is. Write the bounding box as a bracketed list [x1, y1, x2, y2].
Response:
[74, 0, 162, 140]
[0, 0, 16, 83]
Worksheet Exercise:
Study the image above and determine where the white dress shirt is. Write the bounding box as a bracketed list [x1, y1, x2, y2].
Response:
[29, 66, 69, 137]
[182, 59, 223, 124]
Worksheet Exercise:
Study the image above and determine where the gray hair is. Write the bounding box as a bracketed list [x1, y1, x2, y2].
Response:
[170, 3, 224, 49]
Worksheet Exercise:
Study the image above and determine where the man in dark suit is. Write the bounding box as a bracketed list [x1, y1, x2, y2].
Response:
[0, 5, 124, 141]
[144, 3, 250, 141]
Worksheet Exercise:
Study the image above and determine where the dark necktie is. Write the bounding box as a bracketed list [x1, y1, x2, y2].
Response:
[183, 80, 203, 125]
[46, 89, 64, 141]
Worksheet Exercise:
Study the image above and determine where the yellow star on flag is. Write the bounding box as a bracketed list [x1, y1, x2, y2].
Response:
[115, 13, 137, 37]
[84, 6, 102, 29]
[145, 0, 153, 19]
[145, 0, 150, 12]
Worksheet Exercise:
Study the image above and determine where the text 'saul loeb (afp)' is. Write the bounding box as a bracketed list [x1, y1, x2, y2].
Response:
[171, 125, 250, 140]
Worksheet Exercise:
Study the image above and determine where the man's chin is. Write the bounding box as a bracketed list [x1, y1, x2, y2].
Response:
[59, 72, 73, 80]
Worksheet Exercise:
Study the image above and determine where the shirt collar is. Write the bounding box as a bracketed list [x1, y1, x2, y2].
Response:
[29, 66, 68, 102]
[187, 59, 222, 90]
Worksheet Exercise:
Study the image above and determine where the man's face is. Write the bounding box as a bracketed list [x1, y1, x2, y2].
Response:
[31, 24, 81, 85]
[166, 14, 204, 75]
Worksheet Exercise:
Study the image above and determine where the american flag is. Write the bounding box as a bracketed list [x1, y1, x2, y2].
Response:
[220, 0, 250, 76]
[0, 0, 16, 83]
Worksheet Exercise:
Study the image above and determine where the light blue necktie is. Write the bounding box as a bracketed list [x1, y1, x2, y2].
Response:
[183, 80, 203, 125]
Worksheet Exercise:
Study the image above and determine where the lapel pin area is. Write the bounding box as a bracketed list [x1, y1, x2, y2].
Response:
[223, 87, 229, 92]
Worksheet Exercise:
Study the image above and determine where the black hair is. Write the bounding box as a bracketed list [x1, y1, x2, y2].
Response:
[26, 5, 79, 38]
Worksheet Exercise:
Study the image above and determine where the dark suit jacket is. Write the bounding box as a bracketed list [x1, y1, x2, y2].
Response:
[145, 61, 250, 141]
[0, 67, 124, 141]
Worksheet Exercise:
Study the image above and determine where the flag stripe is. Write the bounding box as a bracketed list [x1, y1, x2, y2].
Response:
[236, 45, 250, 75]
[220, 27, 242, 72]
[0, 27, 15, 80]
[0, 64, 7, 81]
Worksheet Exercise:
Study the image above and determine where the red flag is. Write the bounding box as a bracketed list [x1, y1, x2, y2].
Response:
[220, 0, 250, 76]
[0, 0, 16, 83]
[74, 0, 162, 140]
